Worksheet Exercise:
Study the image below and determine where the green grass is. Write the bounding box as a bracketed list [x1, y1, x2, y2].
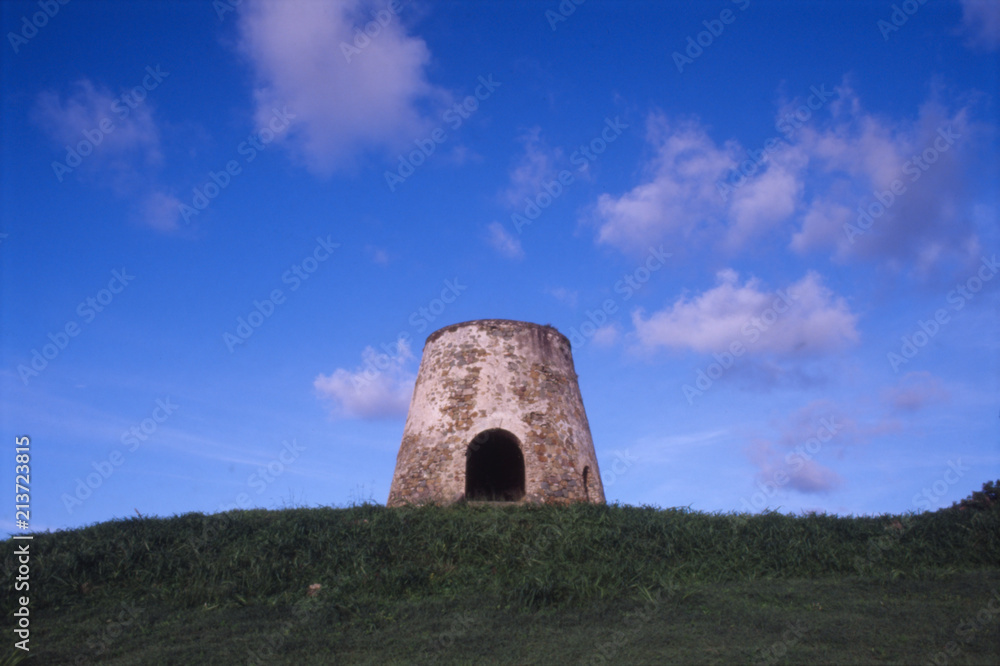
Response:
[3, 503, 999, 664]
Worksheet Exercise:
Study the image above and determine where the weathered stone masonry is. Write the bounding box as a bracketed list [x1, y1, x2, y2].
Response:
[387, 319, 605, 506]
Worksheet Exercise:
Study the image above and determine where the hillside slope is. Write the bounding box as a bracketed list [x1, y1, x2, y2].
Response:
[3, 503, 998, 664]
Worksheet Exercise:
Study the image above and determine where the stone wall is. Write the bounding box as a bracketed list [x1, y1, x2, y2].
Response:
[387, 319, 605, 506]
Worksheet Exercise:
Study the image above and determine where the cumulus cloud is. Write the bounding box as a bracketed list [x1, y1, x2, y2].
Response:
[593, 115, 740, 252]
[486, 221, 525, 260]
[959, 0, 1000, 50]
[632, 269, 859, 356]
[882, 371, 950, 412]
[33, 79, 177, 231]
[744, 400, 855, 495]
[591, 84, 981, 273]
[237, 0, 443, 174]
[314, 340, 416, 420]
[788, 90, 975, 272]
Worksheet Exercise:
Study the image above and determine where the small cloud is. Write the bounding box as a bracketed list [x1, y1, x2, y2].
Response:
[591, 324, 620, 347]
[749, 439, 844, 494]
[33, 78, 176, 233]
[33, 79, 162, 194]
[314, 340, 415, 420]
[486, 221, 524, 260]
[501, 127, 562, 207]
[632, 269, 859, 356]
[139, 191, 182, 232]
[545, 286, 578, 307]
[367, 246, 390, 265]
[443, 144, 481, 166]
[882, 371, 950, 412]
[33, 80, 161, 171]
[958, 0, 1000, 51]
[744, 400, 855, 495]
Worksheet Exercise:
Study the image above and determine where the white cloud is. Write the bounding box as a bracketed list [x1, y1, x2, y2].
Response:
[486, 221, 525, 259]
[959, 0, 1000, 50]
[632, 269, 859, 356]
[748, 438, 843, 494]
[745, 400, 856, 495]
[591, 85, 981, 273]
[139, 191, 183, 233]
[366, 245, 390, 265]
[33, 79, 174, 232]
[594, 115, 737, 253]
[314, 340, 416, 420]
[882, 371, 950, 412]
[726, 162, 800, 248]
[502, 127, 561, 207]
[545, 286, 578, 307]
[591, 324, 620, 347]
[237, 0, 443, 174]
[788, 90, 976, 272]
[34, 80, 161, 168]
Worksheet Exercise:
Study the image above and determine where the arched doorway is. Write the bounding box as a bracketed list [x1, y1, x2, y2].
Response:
[465, 429, 525, 501]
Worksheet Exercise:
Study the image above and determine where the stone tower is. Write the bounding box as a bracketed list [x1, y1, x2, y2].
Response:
[387, 319, 604, 506]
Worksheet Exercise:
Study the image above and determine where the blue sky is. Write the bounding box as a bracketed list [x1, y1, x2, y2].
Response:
[2, 0, 998, 536]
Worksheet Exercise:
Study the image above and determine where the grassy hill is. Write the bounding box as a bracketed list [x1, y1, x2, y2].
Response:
[3, 501, 999, 664]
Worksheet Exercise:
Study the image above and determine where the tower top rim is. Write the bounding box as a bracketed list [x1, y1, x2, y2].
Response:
[424, 319, 569, 348]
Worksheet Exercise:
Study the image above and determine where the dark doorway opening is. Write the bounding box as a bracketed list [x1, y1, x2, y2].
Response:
[465, 429, 525, 501]
[583, 466, 590, 501]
